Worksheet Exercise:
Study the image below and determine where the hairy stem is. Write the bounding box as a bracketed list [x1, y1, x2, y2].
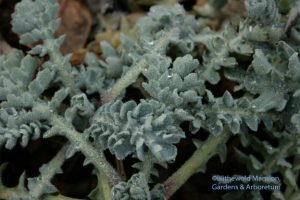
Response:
[95, 172, 112, 200]
[101, 29, 179, 104]
[50, 113, 122, 186]
[17, 103, 122, 186]
[142, 153, 155, 181]
[162, 129, 230, 199]
[44, 37, 81, 95]
[30, 145, 67, 198]
[262, 137, 295, 174]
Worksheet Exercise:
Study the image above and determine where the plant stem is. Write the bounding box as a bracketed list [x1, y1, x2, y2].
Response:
[17, 103, 122, 186]
[97, 172, 112, 200]
[44, 37, 81, 96]
[50, 112, 122, 186]
[116, 159, 127, 180]
[30, 145, 67, 199]
[101, 29, 179, 104]
[142, 153, 154, 181]
[162, 129, 230, 199]
[262, 137, 295, 174]
[15, 99, 123, 188]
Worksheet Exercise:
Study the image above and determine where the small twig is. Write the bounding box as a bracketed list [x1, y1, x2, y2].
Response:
[57, 0, 68, 17]
[116, 159, 127, 181]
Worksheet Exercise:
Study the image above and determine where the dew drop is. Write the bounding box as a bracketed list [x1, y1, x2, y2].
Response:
[148, 40, 154, 46]
[251, 80, 257, 84]
[271, 24, 278, 30]
[249, 26, 253, 32]
[268, 146, 273, 150]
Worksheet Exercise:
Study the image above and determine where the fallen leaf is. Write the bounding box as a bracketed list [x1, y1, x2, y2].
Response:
[196, 0, 208, 6]
[56, 0, 92, 54]
[0, 38, 12, 54]
[70, 48, 87, 66]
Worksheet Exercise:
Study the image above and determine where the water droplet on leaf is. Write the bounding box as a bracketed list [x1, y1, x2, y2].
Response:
[249, 26, 253, 32]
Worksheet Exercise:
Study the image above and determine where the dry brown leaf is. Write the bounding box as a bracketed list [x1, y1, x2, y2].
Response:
[125, 12, 146, 27]
[223, 0, 247, 17]
[0, 39, 12, 54]
[70, 48, 87, 66]
[196, 0, 208, 6]
[56, 0, 92, 54]
[87, 29, 121, 55]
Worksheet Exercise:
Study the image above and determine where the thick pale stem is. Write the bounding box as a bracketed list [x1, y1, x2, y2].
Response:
[101, 29, 178, 104]
[30, 145, 67, 198]
[163, 130, 230, 199]
[18, 103, 122, 186]
[97, 172, 112, 200]
[50, 113, 122, 186]
[15, 95, 123, 189]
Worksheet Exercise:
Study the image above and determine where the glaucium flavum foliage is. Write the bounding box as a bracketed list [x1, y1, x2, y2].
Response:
[87, 99, 184, 163]
[1, 0, 300, 200]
